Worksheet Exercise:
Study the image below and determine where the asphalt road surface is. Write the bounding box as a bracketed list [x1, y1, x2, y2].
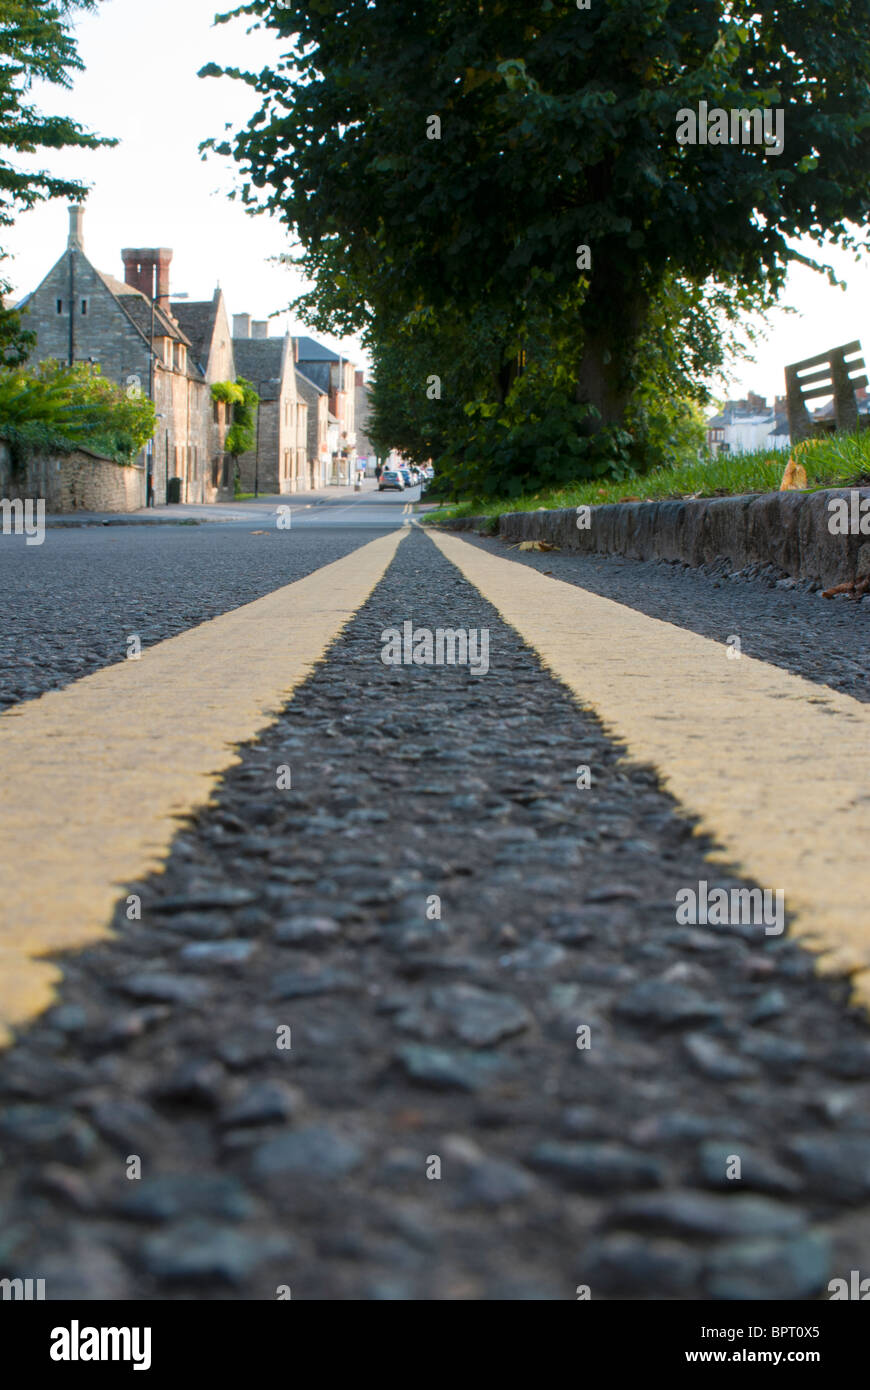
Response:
[0, 487, 868, 1300]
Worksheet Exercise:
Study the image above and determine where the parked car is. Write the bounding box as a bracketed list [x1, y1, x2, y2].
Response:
[399, 467, 414, 488]
[379, 468, 405, 491]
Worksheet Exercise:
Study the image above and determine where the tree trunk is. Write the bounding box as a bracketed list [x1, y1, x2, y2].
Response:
[575, 292, 649, 432]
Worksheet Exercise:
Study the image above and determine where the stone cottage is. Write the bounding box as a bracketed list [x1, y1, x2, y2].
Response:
[17, 206, 231, 505]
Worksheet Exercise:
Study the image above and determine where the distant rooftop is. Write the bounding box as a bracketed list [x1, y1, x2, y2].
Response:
[295, 335, 341, 362]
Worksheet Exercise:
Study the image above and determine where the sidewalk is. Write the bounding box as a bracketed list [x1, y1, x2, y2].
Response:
[43, 480, 381, 527]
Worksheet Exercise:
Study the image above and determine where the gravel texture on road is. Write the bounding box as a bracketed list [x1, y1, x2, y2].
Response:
[445, 531, 870, 703]
[0, 525, 388, 711]
[0, 527, 867, 1300]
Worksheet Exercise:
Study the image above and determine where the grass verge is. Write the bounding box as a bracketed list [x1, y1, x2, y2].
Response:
[422, 431, 870, 526]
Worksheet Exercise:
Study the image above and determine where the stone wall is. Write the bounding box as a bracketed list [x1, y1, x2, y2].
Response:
[443, 489, 870, 591]
[0, 439, 143, 513]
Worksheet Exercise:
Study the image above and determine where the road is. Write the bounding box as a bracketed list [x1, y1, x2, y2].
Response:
[0, 483, 868, 1300]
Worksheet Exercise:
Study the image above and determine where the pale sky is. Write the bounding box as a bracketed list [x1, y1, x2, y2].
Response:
[4, 0, 869, 411]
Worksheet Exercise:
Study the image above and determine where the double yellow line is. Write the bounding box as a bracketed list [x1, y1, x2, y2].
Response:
[3, 520, 869, 1045]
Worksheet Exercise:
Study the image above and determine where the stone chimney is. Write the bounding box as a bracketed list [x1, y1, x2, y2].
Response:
[68, 205, 86, 251]
[233, 314, 251, 339]
[251, 320, 269, 339]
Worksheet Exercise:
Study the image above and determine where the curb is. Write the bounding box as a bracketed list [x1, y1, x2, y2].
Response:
[434, 489, 870, 590]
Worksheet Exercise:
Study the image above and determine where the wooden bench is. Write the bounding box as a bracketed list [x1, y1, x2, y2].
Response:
[784, 341, 868, 441]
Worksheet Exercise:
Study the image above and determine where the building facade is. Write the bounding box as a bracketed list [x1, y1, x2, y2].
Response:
[232, 317, 308, 494]
[295, 367, 330, 487]
[706, 393, 789, 456]
[172, 290, 236, 500]
[354, 369, 377, 474]
[295, 336, 357, 483]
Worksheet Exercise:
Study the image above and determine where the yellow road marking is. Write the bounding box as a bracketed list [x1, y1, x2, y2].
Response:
[0, 527, 407, 1044]
[430, 529, 870, 1005]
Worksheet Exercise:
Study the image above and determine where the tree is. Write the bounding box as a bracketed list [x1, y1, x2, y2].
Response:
[203, 0, 870, 475]
[0, 0, 115, 362]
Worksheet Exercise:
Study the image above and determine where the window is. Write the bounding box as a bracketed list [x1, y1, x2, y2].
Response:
[81, 299, 88, 316]
[56, 299, 63, 315]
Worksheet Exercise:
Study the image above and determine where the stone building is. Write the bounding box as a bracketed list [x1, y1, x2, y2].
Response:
[17, 206, 230, 505]
[295, 336, 357, 482]
[172, 290, 236, 498]
[232, 317, 308, 493]
[295, 366, 330, 487]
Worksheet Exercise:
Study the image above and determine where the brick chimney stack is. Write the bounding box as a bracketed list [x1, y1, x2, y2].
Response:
[155, 250, 172, 308]
[251, 320, 269, 339]
[68, 205, 85, 251]
[355, 370, 364, 387]
[122, 251, 149, 296]
[121, 248, 173, 303]
[233, 314, 251, 339]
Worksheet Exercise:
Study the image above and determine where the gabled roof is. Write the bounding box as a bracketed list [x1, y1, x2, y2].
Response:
[295, 368, 327, 397]
[94, 270, 191, 348]
[233, 336, 286, 400]
[295, 335, 340, 362]
[172, 294, 221, 374]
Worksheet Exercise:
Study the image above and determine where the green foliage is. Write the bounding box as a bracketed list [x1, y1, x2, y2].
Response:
[369, 271, 743, 498]
[0, 359, 156, 463]
[211, 379, 245, 406]
[223, 376, 259, 457]
[204, 0, 870, 491]
[0, 261, 34, 367]
[0, 1, 116, 363]
[424, 430, 870, 524]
